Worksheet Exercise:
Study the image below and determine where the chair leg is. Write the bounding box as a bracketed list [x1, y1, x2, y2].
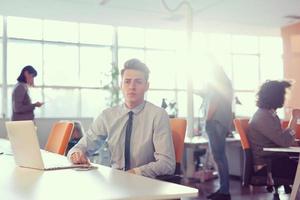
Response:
[283, 185, 292, 194]
[273, 186, 280, 200]
[266, 185, 273, 192]
[273, 193, 280, 200]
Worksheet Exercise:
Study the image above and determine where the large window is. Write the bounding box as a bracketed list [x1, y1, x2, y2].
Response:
[232, 55, 259, 90]
[7, 17, 43, 40]
[190, 33, 283, 118]
[118, 27, 186, 117]
[0, 15, 3, 36]
[5, 16, 114, 118]
[7, 41, 43, 85]
[231, 36, 283, 117]
[0, 16, 3, 116]
[145, 50, 176, 89]
[43, 44, 79, 86]
[80, 46, 112, 87]
[0, 16, 284, 120]
[44, 20, 78, 43]
[43, 88, 79, 117]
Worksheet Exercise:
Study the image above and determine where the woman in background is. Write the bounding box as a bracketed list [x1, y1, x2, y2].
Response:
[248, 80, 300, 190]
[12, 65, 43, 121]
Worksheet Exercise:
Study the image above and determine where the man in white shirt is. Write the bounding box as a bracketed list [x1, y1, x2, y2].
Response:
[68, 58, 175, 178]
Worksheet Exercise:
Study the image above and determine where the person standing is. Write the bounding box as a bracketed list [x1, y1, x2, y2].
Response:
[12, 65, 44, 121]
[204, 65, 233, 200]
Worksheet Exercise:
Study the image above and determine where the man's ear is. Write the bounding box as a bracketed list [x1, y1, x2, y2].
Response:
[145, 81, 149, 91]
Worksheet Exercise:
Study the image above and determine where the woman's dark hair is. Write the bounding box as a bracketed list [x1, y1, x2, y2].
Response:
[17, 65, 37, 83]
[256, 80, 292, 110]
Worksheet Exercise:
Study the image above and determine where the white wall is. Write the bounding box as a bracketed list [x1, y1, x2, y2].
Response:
[0, 117, 93, 148]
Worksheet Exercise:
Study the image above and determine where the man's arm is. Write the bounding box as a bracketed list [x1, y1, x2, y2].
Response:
[67, 113, 108, 163]
[254, 113, 294, 147]
[133, 110, 176, 178]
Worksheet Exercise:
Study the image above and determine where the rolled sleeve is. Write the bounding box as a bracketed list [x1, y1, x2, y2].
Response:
[67, 113, 108, 160]
[135, 110, 176, 178]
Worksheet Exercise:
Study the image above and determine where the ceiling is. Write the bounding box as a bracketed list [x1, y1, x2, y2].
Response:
[1, 0, 300, 35]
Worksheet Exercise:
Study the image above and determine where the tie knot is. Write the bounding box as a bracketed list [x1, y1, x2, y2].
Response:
[128, 111, 134, 118]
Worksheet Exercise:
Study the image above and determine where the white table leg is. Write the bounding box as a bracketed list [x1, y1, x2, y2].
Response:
[185, 148, 195, 178]
[291, 154, 300, 200]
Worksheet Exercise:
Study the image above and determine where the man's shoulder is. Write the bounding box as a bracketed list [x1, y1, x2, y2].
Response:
[144, 101, 168, 115]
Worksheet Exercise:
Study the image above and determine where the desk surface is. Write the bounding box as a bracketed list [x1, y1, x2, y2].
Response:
[184, 134, 241, 147]
[0, 139, 198, 200]
[263, 147, 300, 153]
[263, 146, 300, 200]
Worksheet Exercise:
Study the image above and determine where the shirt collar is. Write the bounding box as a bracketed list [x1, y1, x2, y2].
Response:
[122, 101, 146, 115]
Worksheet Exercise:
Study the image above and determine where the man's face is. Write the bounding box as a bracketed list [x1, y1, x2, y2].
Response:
[121, 69, 149, 107]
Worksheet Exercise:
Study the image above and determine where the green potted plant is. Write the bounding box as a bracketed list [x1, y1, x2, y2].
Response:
[103, 64, 121, 107]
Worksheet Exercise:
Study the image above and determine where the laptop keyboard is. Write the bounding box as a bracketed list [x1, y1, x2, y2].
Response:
[41, 150, 96, 170]
[42, 150, 74, 169]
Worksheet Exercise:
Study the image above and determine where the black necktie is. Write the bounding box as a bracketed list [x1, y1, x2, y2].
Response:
[124, 111, 133, 171]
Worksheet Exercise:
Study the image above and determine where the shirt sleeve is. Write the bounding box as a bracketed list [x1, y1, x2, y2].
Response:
[13, 85, 35, 113]
[67, 112, 108, 159]
[135, 110, 176, 178]
[252, 113, 295, 147]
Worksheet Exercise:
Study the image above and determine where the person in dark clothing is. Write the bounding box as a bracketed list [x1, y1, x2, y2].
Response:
[248, 80, 300, 187]
[12, 65, 44, 121]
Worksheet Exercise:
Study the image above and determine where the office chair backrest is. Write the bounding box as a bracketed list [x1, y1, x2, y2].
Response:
[281, 120, 300, 139]
[233, 118, 253, 186]
[233, 118, 250, 150]
[170, 118, 187, 164]
[45, 121, 74, 155]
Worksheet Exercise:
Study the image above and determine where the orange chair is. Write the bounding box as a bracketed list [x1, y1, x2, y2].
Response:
[157, 118, 187, 182]
[170, 118, 187, 174]
[45, 121, 74, 155]
[233, 118, 252, 186]
[234, 118, 292, 199]
[281, 120, 300, 139]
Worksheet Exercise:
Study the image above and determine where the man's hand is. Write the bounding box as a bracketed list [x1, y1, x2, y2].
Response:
[127, 169, 136, 174]
[70, 151, 90, 165]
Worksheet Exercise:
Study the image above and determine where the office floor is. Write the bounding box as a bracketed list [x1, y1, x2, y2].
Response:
[182, 177, 293, 200]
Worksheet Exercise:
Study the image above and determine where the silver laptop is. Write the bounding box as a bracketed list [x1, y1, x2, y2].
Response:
[5, 120, 94, 170]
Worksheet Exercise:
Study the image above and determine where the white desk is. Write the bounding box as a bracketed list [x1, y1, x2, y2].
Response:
[184, 134, 241, 148]
[0, 137, 11, 153]
[264, 147, 300, 200]
[0, 139, 198, 200]
[184, 135, 241, 177]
